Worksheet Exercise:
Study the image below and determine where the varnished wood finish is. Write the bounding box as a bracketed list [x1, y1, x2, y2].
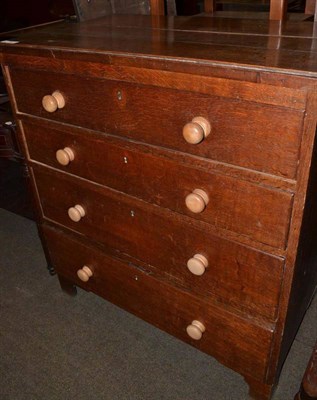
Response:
[24, 122, 294, 249]
[43, 223, 274, 381]
[269, 0, 287, 20]
[20, 116, 297, 194]
[3, 16, 317, 74]
[33, 164, 285, 321]
[204, 0, 216, 12]
[18, 87, 303, 180]
[2, 16, 317, 400]
[245, 376, 275, 400]
[150, 0, 164, 15]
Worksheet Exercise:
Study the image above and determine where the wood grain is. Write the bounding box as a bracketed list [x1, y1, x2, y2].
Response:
[2, 15, 317, 400]
[32, 164, 285, 320]
[269, 0, 287, 20]
[12, 68, 304, 179]
[43, 223, 274, 382]
[20, 116, 297, 193]
[31, 150, 293, 250]
[2, 16, 317, 75]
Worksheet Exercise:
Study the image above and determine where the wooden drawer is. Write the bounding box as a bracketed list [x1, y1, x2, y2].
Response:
[26, 122, 293, 249]
[12, 68, 303, 179]
[42, 223, 274, 381]
[33, 164, 284, 320]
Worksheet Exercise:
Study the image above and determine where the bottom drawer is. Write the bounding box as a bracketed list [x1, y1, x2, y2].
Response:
[43, 224, 274, 382]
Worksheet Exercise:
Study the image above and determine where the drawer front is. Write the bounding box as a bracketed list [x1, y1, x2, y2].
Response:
[33, 165, 284, 320]
[12, 68, 303, 178]
[43, 223, 273, 381]
[25, 122, 293, 249]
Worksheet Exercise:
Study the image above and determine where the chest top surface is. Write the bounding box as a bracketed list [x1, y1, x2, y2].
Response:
[2, 14, 317, 400]
[1, 15, 317, 77]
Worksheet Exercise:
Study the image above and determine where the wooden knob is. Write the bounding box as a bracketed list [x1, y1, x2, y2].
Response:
[77, 266, 93, 282]
[183, 117, 211, 144]
[187, 254, 208, 276]
[186, 320, 206, 340]
[68, 204, 85, 222]
[56, 147, 75, 166]
[185, 189, 209, 213]
[42, 90, 65, 113]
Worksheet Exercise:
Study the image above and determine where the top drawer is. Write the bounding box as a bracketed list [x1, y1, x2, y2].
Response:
[10, 68, 303, 179]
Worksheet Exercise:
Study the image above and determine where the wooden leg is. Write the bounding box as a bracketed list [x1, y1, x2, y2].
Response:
[204, 0, 216, 13]
[305, 0, 316, 15]
[269, 0, 287, 20]
[245, 377, 275, 400]
[150, 0, 164, 15]
[47, 263, 56, 275]
[294, 340, 317, 400]
[58, 275, 77, 297]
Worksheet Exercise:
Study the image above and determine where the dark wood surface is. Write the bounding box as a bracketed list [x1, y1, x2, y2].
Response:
[276, 92, 317, 378]
[32, 163, 285, 321]
[14, 70, 304, 179]
[43, 223, 274, 382]
[26, 122, 293, 250]
[2, 15, 317, 400]
[3, 16, 317, 75]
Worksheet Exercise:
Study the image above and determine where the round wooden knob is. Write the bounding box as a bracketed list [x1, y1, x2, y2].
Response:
[56, 147, 75, 166]
[186, 320, 206, 340]
[42, 90, 65, 113]
[185, 189, 209, 214]
[187, 254, 208, 276]
[183, 117, 211, 144]
[77, 266, 93, 282]
[68, 204, 85, 222]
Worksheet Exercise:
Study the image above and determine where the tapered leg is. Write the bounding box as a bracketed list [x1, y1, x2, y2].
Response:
[245, 377, 275, 400]
[58, 275, 77, 296]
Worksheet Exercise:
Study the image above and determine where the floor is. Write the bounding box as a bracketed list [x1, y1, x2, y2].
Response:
[0, 207, 316, 400]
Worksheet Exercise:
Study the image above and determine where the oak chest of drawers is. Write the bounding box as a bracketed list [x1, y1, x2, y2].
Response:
[1, 15, 317, 399]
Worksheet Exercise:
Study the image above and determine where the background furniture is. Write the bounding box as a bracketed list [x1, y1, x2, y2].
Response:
[202, 0, 289, 18]
[72, 0, 310, 19]
[295, 340, 317, 399]
[0, 0, 74, 220]
[1, 15, 317, 400]
[0, 71, 33, 219]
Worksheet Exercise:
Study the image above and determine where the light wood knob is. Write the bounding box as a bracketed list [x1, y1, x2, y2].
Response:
[186, 320, 206, 340]
[77, 266, 93, 282]
[187, 254, 208, 276]
[56, 147, 75, 166]
[68, 204, 85, 222]
[185, 189, 209, 213]
[42, 90, 65, 113]
[183, 117, 211, 144]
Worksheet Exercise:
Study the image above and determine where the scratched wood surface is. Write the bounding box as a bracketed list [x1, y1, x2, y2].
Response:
[1, 16, 317, 74]
[43, 223, 274, 382]
[2, 15, 317, 400]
